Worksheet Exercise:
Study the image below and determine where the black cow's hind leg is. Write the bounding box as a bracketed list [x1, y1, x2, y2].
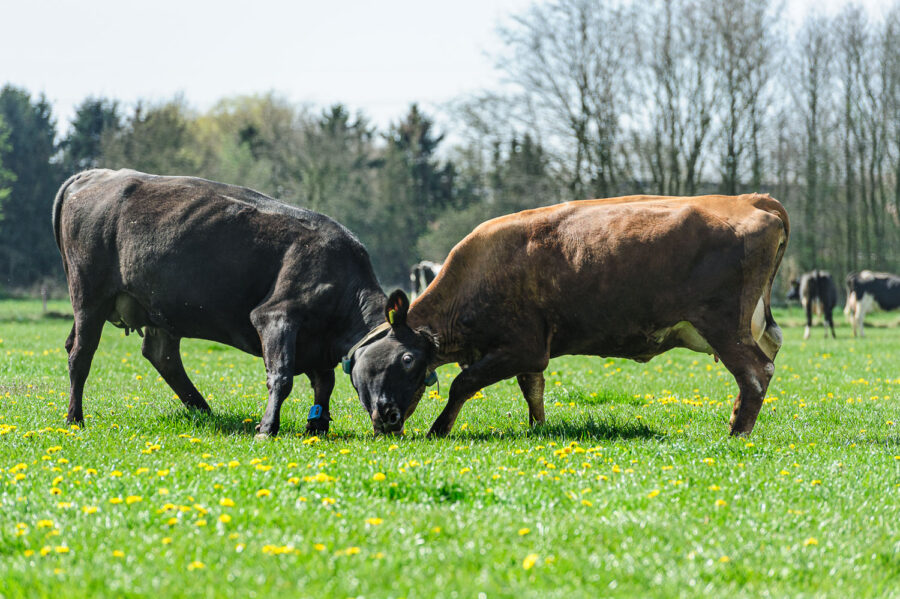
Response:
[305, 368, 335, 434]
[141, 328, 210, 412]
[516, 372, 546, 426]
[252, 311, 297, 438]
[66, 308, 107, 425]
[826, 310, 836, 338]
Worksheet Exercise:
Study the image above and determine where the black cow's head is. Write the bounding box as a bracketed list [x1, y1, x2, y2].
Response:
[350, 290, 437, 435]
[786, 278, 800, 301]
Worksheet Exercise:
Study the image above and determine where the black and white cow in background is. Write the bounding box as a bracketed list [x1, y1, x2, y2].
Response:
[408, 260, 442, 300]
[844, 270, 900, 337]
[786, 270, 838, 339]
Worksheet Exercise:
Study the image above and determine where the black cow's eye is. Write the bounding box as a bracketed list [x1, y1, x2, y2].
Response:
[401, 353, 414, 369]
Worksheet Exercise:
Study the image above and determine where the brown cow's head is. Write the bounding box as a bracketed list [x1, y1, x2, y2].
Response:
[350, 290, 437, 435]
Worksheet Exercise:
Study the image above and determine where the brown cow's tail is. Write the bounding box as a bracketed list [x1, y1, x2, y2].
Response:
[749, 194, 790, 360]
[52, 171, 84, 277]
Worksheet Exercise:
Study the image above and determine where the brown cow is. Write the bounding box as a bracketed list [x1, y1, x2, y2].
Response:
[347, 194, 789, 437]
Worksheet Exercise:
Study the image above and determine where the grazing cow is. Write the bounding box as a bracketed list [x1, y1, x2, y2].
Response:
[53, 169, 388, 437]
[409, 260, 442, 300]
[348, 193, 789, 437]
[786, 270, 838, 339]
[844, 270, 900, 337]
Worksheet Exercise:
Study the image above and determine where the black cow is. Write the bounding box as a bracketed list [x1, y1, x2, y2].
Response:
[844, 270, 900, 337]
[786, 270, 837, 339]
[53, 169, 388, 437]
[408, 260, 441, 300]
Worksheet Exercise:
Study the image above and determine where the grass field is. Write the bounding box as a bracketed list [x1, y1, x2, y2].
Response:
[1, 299, 898, 598]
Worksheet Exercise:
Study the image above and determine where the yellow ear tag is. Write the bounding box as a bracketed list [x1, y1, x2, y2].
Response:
[388, 309, 396, 325]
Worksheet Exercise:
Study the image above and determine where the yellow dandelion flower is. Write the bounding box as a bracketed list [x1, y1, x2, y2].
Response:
[109, 497, 123, 505]
[187, 561, 205, 570]
[125, 495, 142, 505]
[314, 543, 326, 551]
[40, 546, 52, 556]
[581, 499, 593, 507]
[256, 489, 271, 498]
[219, 498, 235, 507]
[81, 505, 98, 514]
[715, 499, 728, 507]
[719, 555, 730, 563]
[708, 485, 721, 491]
[366, 517, 383, 526]
[196, 519, 207, 527]
[112, 550, 125, 558]
[37, 520, 54, 528]
[647, 489, 661, 498]
[804, 537, 818, 546]
[518, 528, 530, 536]
[522, 553, 539, 570]
[373, 472, 386, 481]
[157, 469, 169, 477]
[219, 514, 232, 524]
[162, 537, 172, 545]
[228, 460, 240, 468]
[167, 517, 178, 525]
[158, 488, 169, 495]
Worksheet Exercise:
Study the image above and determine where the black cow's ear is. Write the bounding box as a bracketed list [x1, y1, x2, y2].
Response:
[385, 289, 410, 327]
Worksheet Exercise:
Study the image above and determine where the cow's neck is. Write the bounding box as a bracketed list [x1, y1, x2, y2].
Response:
[408, 291, 465, 368]
[334, 286, 387, 362]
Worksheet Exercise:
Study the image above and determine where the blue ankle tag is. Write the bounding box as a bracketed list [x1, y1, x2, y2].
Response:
[308, 404, 323, 420]
[425, 371, 438, 387]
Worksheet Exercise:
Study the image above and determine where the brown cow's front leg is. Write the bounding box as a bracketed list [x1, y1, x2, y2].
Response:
[428, 351, 524, 438]
[516, 372, 546, 426]
[711, 338, 775, 436]
[252, 313, 298, 438]
[305, 368, 335, 434]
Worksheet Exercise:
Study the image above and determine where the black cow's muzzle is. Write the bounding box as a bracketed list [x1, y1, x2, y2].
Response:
[372, 406, 403, 435]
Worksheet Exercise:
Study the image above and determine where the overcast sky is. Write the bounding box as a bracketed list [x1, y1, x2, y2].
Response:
[2, 0, 894, 135]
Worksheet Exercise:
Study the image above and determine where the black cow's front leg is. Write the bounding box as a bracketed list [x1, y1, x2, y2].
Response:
[516, 372, 546, 426]
[252, 313, 298, 438]
[305, 368, 335, 434]
[428, 351, 524, 438]
[803, 302, 813, 340]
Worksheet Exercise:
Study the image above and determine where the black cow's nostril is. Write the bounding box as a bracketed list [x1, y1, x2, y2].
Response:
[385, 410, 401, 426]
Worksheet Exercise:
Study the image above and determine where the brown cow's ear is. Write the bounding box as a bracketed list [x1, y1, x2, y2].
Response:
[385, 289, 410, 327]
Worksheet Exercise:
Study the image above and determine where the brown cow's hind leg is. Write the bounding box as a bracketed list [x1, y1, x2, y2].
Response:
[141, 328, 210, 412]
[516, 372, 546, 426]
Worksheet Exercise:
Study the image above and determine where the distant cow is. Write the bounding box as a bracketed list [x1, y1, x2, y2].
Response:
[409, 261, 441, 300]
[786, 270, 837, 339]
[844, 270, 900, 337]
[348, 194, 789, 437]
[53, 169, 388, 437]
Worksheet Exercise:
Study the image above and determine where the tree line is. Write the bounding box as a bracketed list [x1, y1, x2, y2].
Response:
[1, 0, 898, 296]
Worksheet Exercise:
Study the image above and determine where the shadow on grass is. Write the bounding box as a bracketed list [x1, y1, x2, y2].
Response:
[156, 402, 663, 443]
[461, 416, 664, 443]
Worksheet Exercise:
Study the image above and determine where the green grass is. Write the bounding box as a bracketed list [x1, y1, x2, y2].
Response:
[1, 302, 898, 598]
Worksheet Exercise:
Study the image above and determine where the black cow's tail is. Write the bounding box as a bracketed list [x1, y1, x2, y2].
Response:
[52, 172, 83, 277]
